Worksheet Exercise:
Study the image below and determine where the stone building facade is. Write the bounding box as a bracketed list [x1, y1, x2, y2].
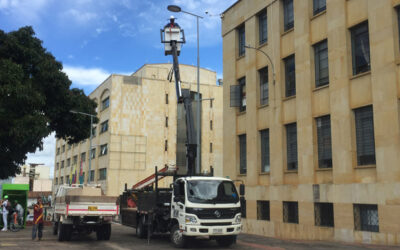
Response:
[222, 0, 400, 246]
[53, 64, 222, 196]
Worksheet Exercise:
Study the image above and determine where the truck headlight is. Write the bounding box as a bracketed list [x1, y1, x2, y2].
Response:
[185, 215, 198, 224]
[234, 214, 241, 224]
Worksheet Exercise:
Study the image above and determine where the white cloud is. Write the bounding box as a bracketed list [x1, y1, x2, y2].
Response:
[63, 8, 97, 24]
[0, 0, 51, 24]
[63, 65, 110, 86]
[26, 133, 56, 178]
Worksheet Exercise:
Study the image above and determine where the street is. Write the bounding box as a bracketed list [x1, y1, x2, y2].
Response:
[0, 223, 396, 250]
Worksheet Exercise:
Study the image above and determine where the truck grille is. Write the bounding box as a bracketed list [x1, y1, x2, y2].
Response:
[201, 222, 232, 226]
[186, 207, 240, 219]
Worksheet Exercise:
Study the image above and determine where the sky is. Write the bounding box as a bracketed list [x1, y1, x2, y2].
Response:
[0, 0, 236, 177]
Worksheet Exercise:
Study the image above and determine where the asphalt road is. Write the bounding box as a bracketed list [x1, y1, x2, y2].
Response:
[0, 223, 397, 250]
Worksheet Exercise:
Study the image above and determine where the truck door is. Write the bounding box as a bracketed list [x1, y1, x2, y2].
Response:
[171, 180, 185, 227]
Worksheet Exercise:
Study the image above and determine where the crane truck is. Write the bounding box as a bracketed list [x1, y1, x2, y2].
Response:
[118, 17, 244, 248]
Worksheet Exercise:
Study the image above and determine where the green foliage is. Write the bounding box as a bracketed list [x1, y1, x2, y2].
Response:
[0, 26, 98, 179]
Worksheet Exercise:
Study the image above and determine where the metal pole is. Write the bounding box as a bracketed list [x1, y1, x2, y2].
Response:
[88, 115, 93, 184]
[196, 15, 201, 175]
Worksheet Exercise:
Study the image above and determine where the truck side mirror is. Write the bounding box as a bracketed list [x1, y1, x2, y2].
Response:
[240, 184, 245, 196]
[173, 183, 180, 197]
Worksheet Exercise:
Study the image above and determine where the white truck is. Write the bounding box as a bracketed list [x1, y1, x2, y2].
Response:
[52, 184, 118, 241]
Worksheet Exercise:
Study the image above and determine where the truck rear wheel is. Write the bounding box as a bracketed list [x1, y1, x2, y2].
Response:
[64, 224, 72, 241]
[215, 235, 236, 247]
[96, 225, 104, 240]
[170, 224, 187, 248]
[103, 224, 111, 240]
[136, 217, 147, 239]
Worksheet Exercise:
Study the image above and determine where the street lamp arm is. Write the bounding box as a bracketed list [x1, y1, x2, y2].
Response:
[181, 10, 204, 19]
[70, 110, 96, 117]
[244, 45, 275, 85]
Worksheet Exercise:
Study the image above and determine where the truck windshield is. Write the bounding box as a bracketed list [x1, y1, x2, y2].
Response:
[186, 180, 239, 204]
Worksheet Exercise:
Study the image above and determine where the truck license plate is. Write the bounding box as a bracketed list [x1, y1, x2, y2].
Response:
[88, 206, 98, 211]
[213, 228, 223, 234]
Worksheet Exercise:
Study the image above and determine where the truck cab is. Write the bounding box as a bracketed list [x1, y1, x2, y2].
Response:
[170, 177, 242, 247]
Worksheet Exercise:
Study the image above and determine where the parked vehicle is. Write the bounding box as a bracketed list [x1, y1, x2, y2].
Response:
[52, 184, 118, 241]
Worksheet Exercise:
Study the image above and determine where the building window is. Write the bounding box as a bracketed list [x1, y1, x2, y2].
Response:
[351, 22, 370, 75]
[56, 163, 59, 170]
[283, 201, 298, 224]
[260, 129, 270, 173]
[100, 144, 108, 156]
[210, 143, 213, 153]
[89, 170, 95, 182]
[284, 55, 296, 97]
[102, 96, 110, 110]
[314, 40, 329, 87]
[82, 172, 85, 183]
[91, 126, 97, 137]
[283, 0, 294, 31]
[286, 123, 298, 170]
[239, 134, 247, 175]
[100, 120, 108, 133]
[257, 201, 270, 221]
[67, 158, 71, 167]
[238, 77, 246, 112]
[258, 9, 267, 45]
[98, 168, 107, 180]
[259, 67, 269, 105]
[313, 0, 326, 16]
[315, 202, 334, 227]
[165, 117, 168, 127]
[316, 115, 332, 168]
[66, 175, 70, 184]
[165, 140, 168, 151]
[90, 148, 96, 159]
[62, 145, 65, 152]
[55, 178, 58, 185]
[73, 155, 78, 165]
[210, 120, 213, 130]
[166, 93, 169, 104]
[61, 161, 64, 169]
[81, 152, 86, 162]
[56, 147, 60, 155]
[354, 106, 375, 165]
[354, 204, 379, 232]
[238, 25, 245, 57]
[60, 177, 64, 184]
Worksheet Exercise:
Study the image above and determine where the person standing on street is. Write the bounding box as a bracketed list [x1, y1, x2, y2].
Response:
[32, 197, 44, 240]
[1, 195, 9, 231]
[14, 200, 24, 226]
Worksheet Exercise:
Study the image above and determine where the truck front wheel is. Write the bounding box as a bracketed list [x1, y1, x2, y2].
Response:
[136, 217, 147, 239]
[215, 235, 236, 247]
[170, 224, 187, 248]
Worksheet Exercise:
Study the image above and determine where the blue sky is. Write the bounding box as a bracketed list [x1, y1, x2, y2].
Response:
[0, 0, 236, 176]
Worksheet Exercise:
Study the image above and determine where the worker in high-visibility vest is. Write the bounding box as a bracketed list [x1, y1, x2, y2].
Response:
[32, 197, 44, 241]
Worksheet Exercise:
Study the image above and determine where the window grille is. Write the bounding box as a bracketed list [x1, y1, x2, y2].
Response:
[316, 115, 332, 168]
[284, 55, 296, 97]
[354, 204, 379, 232]
[354, 106, 375, 165]
[283, 201, 298, 223]
[351, 22, 370, 75]
[100, 144, 108, 156]
[314, 202, 334, 227]
[283, 0, 294, 31]
[259, 67, 269, 105]
[98, 168, 107, 180]
[260, 129, 270, 173]
[314, 40, 329, 87]
[239, 77, 246, 112]
[313, 0, 326, 15]
[257, 201, 270, 220]
[230, 85, 242, 107]
[286, 123, 298, 170]
[258, 10, 268, 45]
[89, 170, 95, 182]
[102, 97, 110, 110]
[238, 25, 245, 56]
[73, 155, 78, 165]
[239, 134, 247, 174]
[100, 120, 109, 133]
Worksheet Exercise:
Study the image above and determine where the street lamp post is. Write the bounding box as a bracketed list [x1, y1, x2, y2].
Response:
[70, 110, 96, 184]
[167, 5, 203, 175]
[244, 45, 276, 85]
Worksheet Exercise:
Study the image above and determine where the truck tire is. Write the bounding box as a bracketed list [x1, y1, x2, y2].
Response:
[96, 225, 104, 240]
[53, 222, 58, 235]
[57, 222, 64, 241]
[103, 224, 111, 240]
[170, 224, 187, 248]
[64, 224, 73, 241]
[215, 235, 236, 247]
[136, 217, 147, 239]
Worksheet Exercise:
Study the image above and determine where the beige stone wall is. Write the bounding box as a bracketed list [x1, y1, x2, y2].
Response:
[53, 64, 222, 197]
[222, 0, 400, 246]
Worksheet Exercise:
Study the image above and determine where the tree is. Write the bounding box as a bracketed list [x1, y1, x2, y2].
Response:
[0, 26, 98, 179]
